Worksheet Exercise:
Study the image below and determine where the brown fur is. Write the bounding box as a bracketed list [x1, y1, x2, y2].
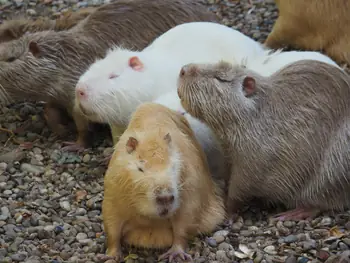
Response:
[102, 102, 225, 260]
[265, 0, 350, 66]
[0, 7, 96, 44]
[177, 59, 350, 216]
[0, 0, 218, 147]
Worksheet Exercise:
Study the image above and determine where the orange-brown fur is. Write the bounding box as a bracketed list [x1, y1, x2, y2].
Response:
[102, 102, 225, 260]
[0, 7, 96, 43]
[265, 0, 350, 65]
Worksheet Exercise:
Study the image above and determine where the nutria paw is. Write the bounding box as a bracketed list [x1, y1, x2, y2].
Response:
[158, 246, 193, 262]
[274, 207, 320, 221]
[96, 253, 123, 262]
[61, 141, 86, 153]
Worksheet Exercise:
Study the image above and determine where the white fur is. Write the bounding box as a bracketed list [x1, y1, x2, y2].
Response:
[246, 49, 341, 76]
[75, 21, 266, 125]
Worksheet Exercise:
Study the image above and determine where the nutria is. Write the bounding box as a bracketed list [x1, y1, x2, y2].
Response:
[102, 102, 225, 262]
[264, 0, 350, 66]
[177, 59, 350, 221]
[0, 0, 218, 151]
[0, 7, 96, 43]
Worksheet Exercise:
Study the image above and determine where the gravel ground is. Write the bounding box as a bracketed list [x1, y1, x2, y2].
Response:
[1, 0, 350, 262]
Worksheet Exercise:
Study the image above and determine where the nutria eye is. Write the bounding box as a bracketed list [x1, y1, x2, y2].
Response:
[215, 76, 230, 82]
[138, 167, 144, 172]
[6, 57, 16, 62]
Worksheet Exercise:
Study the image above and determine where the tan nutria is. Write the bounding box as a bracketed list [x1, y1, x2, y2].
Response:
[177, 59, 350, 221]
[0, 0, 218, 151]
[264, 0, 350, 66]
[102, 102, 225, 262]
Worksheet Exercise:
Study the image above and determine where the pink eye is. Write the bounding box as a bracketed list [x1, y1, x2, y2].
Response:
[109, 73, 118, 79]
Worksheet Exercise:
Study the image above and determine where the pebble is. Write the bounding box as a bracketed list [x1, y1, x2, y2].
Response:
[0, 0, 349, 262]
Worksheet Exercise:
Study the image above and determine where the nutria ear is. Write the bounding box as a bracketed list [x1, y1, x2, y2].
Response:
[128, 56, 144, 71]
[126, 136, 138, 154]
[164, 133, 172, 145]
[242, 76, 256, 97]
[28, 41, 41, 57]
[2, 29, 16, 41]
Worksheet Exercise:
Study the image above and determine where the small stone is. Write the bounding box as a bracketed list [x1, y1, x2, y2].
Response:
[284, 235, 298, 244]
[319, 217, 332, 226]
[263, 245, 277, 255]
[316, 250, 330, 261]
[83, 154, 91, 163]
[76, 232, 88, 241]
[0, 207, 10, 221]
[60, 201, 71, 211]
[216, 250, 230, 262]
[285, 255, 297, 263]
[11, 252, 26, 261]
[206, 237, 217, 247]
[20, 163, 45, 175]
[339, 242, 349, 251]
[345, 221, 350, 231]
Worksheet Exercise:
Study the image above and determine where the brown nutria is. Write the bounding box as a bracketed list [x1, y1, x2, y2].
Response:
[0, 7, 96, 44]
[177, 59, 350, 221]
[264, 0, 350, 66]
[0, 0, 218, 151]
[101, 102, 225, 262]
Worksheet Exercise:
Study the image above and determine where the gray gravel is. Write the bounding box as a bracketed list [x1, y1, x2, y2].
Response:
[1, 0, 350, 262]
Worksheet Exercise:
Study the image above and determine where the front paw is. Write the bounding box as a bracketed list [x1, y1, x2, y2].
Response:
[97, 250, 123, 262]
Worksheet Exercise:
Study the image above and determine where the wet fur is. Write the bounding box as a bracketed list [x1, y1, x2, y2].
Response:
[0, 7, 96, 44]
[0, 0, 217, 146]
[265, 0, 350, 65]
[102, 102, 225, 254]
[178, 59, 350, 214]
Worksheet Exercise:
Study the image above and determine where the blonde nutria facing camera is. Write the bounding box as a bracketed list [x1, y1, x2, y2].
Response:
[0, 7, 96, 43]
[0, 0, 217, 151]
[177, 59, 350, 221]
[265, 0, 350, 66]
[101, 102, 225, 262]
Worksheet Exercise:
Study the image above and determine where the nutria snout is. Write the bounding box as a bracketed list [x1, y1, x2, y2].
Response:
[154, 189, 177, 218]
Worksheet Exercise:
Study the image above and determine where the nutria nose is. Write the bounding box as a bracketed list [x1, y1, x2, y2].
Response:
[156, 194, 175, 205]
[180, 64, 197, 78]
[76, 83, 88, 99]
[180, 67, 186, 77]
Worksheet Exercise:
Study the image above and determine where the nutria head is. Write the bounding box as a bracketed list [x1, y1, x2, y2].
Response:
[115, 129, 182, 219]
[74, 48, 161, 125]
[177, 61, 262, 132]
[0, 30, 99, 108]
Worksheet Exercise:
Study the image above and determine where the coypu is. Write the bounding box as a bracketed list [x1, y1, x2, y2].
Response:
[73, 21, 264, 154]
[177, 59, 350, 221]
[102, 102, 225, 262]
[0, 7, 96, 43]
[0, 0, 218, 151]
[264, 0, 350, 66]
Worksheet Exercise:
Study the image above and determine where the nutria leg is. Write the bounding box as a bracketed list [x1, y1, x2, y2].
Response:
[158, 215, 192, 262]
[225, 197, 243, 226]
[158, 236, 192, 262]
[101, 200, 124, 261]
[43, 103, 71, 137]
[61, 109, 90, 152]
[274, 207, 320, 221]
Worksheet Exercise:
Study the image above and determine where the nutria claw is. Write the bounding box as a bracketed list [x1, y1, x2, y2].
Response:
[96, 253, 122, 263]
[274, 207, 320, 221]
[61, 141, 86, 153]
[158, 246, 193, 262]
